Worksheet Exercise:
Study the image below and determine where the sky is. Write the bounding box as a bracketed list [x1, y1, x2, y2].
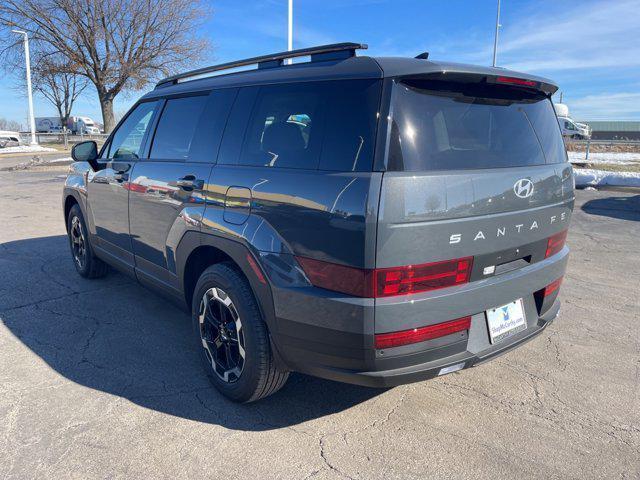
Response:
[1, 0, 639, 128]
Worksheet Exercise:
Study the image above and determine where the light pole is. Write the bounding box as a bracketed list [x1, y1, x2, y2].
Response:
[287, 0, 293, 64]
[492, 0, 501, 67]
[12, 29, 37, 145]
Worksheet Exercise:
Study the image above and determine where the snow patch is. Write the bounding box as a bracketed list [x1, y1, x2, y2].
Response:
[574, 168, 640, 188]
[567, 151, 640, 165]
[0, 145, 58, 154]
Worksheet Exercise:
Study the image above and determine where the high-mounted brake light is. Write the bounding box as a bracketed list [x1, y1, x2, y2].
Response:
[496, 76, 538, 87]
[544, 277, 563, 297]
[375, 316, 472, 349]
[296, 256, 474, 298]
[545, 230, 568, 258]
[375, 257, 473, 297]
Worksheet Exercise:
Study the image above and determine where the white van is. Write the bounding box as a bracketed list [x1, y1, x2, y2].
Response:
[558, 117, 591, 139]
[554, 103, 591, 139]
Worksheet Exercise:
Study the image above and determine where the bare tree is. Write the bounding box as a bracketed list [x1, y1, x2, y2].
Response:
[0, 0, 210, 132]
[32, 56, 87, 130]
[0, 118, 22, 131]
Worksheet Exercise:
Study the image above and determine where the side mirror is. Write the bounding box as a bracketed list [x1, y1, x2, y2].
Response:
[71, 141, 100, 171]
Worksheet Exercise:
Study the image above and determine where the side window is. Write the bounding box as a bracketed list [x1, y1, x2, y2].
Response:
[188, 88, 238, 163]
[319, 79, 381, 172]
[108, 101, 157, 160]
[240, 83, 325, 169]
[150, 95, 208, 160]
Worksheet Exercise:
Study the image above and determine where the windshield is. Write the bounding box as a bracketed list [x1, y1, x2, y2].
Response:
[388, 79, 567, 171]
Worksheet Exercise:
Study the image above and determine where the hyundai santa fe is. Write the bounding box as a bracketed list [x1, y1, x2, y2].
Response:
[63, 43, 573, 402]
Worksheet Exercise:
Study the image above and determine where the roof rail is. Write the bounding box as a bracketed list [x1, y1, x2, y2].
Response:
[156, 42, 368, 88]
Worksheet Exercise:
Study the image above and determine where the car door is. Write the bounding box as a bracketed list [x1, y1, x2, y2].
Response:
[127, 90, 236, 294]
[87, 100, 160, 273]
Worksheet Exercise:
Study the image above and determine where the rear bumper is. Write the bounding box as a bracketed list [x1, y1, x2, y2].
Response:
[267, 248, 568, 387]
[301, 299, 559, 388]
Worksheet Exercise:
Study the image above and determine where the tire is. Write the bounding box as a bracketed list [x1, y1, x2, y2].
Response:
[66, 204, 108, 279]
[192, 262, 289, 403]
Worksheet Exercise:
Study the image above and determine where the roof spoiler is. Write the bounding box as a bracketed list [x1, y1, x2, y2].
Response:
[156, 42, 368, 88]
[400, 70, 558, 96]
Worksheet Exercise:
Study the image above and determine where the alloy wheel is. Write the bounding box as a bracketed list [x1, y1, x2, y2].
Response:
[70, 216, 86, 269]
[198, 287, 246, 383]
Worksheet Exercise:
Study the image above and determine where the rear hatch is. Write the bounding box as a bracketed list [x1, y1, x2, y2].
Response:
[375, 75, 573, 343]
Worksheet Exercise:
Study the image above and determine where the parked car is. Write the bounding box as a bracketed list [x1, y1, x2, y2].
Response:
[62, 43, 573, 402]
[0, 130, 21, 148]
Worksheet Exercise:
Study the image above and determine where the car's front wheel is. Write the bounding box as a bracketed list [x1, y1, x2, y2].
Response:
[192, 263, 289, 403]
[66, 204, 108, 278]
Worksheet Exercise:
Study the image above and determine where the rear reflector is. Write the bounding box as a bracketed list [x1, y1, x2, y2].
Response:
[545, 230, 568, 258]
[375, 257, 473, 297]
[544, 277, 563, 297]
[246, 253, 267, 284]
[375, 316, 472, 349]
[295, 256, 373, 297]
[496, 76, 538, 87]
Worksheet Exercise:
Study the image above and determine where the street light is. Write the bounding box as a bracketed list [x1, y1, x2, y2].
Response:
[287, 0, 293, 65]
[492, 0, 501, 67]
[12, 29, 37, 145]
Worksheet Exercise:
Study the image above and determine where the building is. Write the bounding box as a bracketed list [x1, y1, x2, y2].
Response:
[579, 121, 640, 140]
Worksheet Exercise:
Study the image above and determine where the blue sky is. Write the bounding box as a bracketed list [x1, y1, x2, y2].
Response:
[1, 0, 639, 127]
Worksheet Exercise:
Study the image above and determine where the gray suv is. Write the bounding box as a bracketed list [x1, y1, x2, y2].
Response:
[63, 43, 573, 402]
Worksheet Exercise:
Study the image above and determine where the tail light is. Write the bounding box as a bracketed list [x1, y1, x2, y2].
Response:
[374, 257, 473, 297]
[375, 316, 471, 349]
[295, 256, 373, 297]
[544, 277, 563, 297]
[296, 256, 473, 298]
[545, 230, 568, 258]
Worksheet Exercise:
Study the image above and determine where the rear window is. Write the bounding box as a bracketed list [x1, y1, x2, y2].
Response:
[388, 79, 566, 171]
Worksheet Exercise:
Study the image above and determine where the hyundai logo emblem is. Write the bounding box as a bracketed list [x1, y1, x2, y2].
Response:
[513, 178, 534, 199]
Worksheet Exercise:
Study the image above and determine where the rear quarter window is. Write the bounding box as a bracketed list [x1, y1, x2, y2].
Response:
[220, 79, 381, 171]
[388, 79, 566, 171]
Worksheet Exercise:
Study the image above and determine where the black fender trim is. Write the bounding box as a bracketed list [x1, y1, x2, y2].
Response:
[175, 231, 287, 364]
[62, 188, 85, 229]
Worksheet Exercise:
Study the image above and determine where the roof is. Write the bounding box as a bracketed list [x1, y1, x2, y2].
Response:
[145, 43, 558, 99]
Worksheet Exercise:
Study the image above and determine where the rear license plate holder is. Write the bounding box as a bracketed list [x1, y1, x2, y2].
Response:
[486, 299, 527, 344]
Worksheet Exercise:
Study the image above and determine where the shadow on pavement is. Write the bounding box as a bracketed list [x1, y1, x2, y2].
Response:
[0, 235, 383, 430]
[581, 194, 640, 222]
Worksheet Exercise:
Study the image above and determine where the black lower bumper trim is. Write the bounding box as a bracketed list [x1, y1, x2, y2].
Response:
[295, 301, 560, 388]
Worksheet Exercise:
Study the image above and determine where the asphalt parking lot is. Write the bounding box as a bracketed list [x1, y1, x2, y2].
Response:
[1, 166, 638, 479]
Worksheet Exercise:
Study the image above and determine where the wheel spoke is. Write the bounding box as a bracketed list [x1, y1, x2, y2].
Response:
[224, 343, 233, 369]
[216, 301, 225, 324]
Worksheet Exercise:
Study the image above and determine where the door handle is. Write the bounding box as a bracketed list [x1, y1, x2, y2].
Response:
[176, 175, 204, 190]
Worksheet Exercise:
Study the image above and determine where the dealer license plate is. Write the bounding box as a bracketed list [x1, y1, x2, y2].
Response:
[486, 299, 527, 344]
